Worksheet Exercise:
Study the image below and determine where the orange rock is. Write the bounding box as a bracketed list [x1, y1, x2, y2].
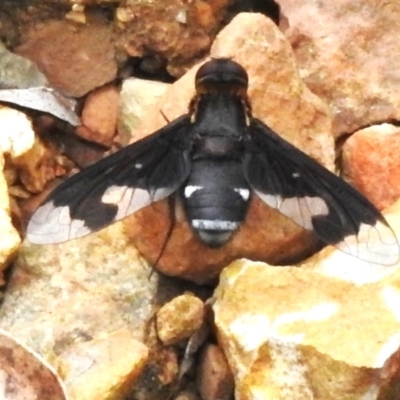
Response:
[79, 84, 120, 147]
[125, 197, 318, 284]
[15, 20, 117, 97]
[342, 124, 400, 211]
[196, 344, 234, 400]
[280, 0, 400, 136]
[59, 329, 149, 400]
[156, 293, 205, 345]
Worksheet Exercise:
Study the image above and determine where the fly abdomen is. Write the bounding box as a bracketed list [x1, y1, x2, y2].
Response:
[181, 159, 250, 247]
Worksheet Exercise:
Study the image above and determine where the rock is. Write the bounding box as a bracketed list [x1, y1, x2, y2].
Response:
[0, 1, 231, 78]
[0, 41, 48, 89]
[0, 328, 68, 400]
[213, 252, 400, 400]
[0, 106, 35, 158]
[0, 106, 35, 272]
[124, 13, 333, 283]
[0, 106, 67, 242]
[0, 153, 20, 276]
[78, 83, 120, 147]
[0, 222, 184, 400]
[196, 344, 234, 400]
[156, 293, 205, 346]
[15, 20, 117, 97]
[115, 0, 231, 76]
[59, 329, 148, 400]
[118, 78, 170, 146]
[132, 345, 180, 400]
[14, 138, 62, 195]
[342, 123, 400, 211]
[280, 0, 400, 136]
[0, 110, 67, 195]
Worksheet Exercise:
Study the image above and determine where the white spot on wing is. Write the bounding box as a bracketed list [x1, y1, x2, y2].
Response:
[26, 201, 91, 244]
[234, 188, 250, 200]
[184, 185, 202, 198]
[255, 192, 329, 230]
[192, 219, 239, 231]
[102, 185, 172, 221]
[102, 185, 126, 205]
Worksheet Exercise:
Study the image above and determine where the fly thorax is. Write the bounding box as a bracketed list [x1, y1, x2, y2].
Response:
[194, 135, 242, 157]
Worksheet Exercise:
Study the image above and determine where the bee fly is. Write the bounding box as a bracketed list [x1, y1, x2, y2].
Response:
[27, 58, 399, 265]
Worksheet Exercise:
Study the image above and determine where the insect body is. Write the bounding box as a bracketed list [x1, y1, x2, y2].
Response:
[27, 58, 399, 265]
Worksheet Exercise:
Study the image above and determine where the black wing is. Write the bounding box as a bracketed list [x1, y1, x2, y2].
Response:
[27, 115, 192, 244]
[244, 118, 399, 265]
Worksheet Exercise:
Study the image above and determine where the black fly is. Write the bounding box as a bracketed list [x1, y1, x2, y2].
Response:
[27, 58, 400, 265]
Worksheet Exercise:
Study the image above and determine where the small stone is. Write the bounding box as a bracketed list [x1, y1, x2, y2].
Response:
[14, 136, 61, 194]
[0, 42, 48, 89]
[156, 293, 205, 346]
[116, 7, 135, 23]
[342, 123, 400, 211]
[65, 8, 86, 24]
[196, 344, 234, 400]
[15, 20, 117, 97]
[118, 78, 170, 146]
[59, 329, 148, 400]
[79, 84, 120, 147]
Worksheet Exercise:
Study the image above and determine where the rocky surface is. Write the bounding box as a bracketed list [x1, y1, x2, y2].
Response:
[280, 0, 400, 137]
[0, 0, 232, 84]
[0, 222, 183, 400]
[114, 0, 231, 76]
[1, 1, 400, 400]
